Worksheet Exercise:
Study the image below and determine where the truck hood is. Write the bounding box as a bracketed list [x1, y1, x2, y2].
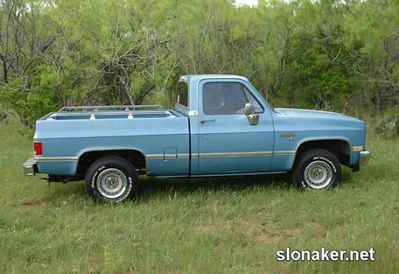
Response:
[274, 108, 360, 121]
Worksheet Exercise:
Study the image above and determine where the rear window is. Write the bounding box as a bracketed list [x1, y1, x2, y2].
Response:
[176, 81, 189, 107]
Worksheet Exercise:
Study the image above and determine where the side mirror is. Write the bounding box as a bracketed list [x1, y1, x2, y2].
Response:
[244, 103, 255, 116]
[244, 103, 259, 125]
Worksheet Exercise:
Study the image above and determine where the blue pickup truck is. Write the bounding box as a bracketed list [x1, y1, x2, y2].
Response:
[23, 74, 370, 203]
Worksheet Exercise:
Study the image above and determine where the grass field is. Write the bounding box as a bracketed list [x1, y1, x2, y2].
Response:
[0, 118, 398, 273]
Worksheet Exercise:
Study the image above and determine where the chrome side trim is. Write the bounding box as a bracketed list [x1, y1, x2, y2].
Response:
[146, 154, 189, 160]
[34, 156, 79, 162]
[274, 150, 296, 156]
[178, 153, 191, 159]
[147, 150, 297, 160]
[198, 151, 273, 158]
[146, 154, 164, 160]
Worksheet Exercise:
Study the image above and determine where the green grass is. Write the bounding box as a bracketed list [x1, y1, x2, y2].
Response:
[0, 118, 398, 274]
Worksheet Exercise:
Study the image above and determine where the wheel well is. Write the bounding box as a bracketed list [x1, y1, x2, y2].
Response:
[76, 150, 146, 176]
[295, 140, 351, 166]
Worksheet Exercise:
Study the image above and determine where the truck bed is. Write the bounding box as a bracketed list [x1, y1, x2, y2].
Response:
[34, 104, 190, 177]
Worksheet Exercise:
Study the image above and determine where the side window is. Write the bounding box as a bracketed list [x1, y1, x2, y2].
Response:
[243, 87, 263, 113]
[176, 81, 188, 107]
[203, 82, 263, 115]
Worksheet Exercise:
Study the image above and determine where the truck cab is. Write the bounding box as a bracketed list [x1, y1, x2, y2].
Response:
[176, 75, 275, 175]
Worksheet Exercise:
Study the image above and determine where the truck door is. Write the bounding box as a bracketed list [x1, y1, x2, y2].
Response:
[195, 79, 274, 175]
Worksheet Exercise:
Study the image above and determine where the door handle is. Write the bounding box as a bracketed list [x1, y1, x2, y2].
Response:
[200, 119, 216, 124]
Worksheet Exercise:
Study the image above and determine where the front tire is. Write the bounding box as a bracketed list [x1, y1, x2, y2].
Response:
[292, 149, 341, 189]
[85, 156, 139, 203]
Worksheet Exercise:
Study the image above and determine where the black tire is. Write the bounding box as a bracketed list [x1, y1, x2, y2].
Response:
[85, 156, 139, 203]
[292, 149, 341, 190]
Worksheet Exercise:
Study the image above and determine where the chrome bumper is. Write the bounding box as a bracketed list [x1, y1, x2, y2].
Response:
[359, 150, 371, 165]
[23, 157, 37, 176]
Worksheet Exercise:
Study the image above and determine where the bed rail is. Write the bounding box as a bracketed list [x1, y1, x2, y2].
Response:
[59, 105, 163, 112]
[43, 105, 176, 120]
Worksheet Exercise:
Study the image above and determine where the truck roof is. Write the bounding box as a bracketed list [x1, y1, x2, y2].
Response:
[179, 74, 248, 82]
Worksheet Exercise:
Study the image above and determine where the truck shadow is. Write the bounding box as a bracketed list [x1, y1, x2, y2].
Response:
[36, 173, 293, 205]
[138, 173, 293, 201]
[38, 169, 354, 204]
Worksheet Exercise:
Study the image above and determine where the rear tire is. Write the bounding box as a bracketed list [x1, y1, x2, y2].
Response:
[292, 149, 341, 190]
[85, 156, 139, 203]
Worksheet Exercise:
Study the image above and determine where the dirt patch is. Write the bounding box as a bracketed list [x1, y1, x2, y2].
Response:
[284, 227, 303, 237]
[332, 222, 346, 232]
[251, 206, 269, 213]
[255, 231, 282, 244]
[22, 200, 46, 209]
[192, 225, 212, 233]
[309, 222, 324, 233]
[115, 269, 138, 274]
[251, 207, 276, 223]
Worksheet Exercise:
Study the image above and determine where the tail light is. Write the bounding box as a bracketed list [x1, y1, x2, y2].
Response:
[34, 142, 43, 156]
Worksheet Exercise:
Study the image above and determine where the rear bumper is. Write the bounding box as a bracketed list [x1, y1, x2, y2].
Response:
[359, 150, 371, 165]
[23, 158, 37, 176]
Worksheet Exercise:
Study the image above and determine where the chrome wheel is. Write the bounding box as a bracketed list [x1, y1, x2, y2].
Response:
[304, 160, 333, 189]
[96, 168, 128, 199]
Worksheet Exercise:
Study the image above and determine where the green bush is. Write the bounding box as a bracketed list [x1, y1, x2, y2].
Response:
[373, 109, 399, 138]
[0, 79, 60, 128]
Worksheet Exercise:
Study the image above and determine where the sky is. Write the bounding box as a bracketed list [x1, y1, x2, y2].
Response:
[235, 0, 258, 6]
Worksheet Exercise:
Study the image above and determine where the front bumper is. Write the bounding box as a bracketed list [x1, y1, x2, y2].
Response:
[23, 157, 37, 176]
[359, 150, 371, 165]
